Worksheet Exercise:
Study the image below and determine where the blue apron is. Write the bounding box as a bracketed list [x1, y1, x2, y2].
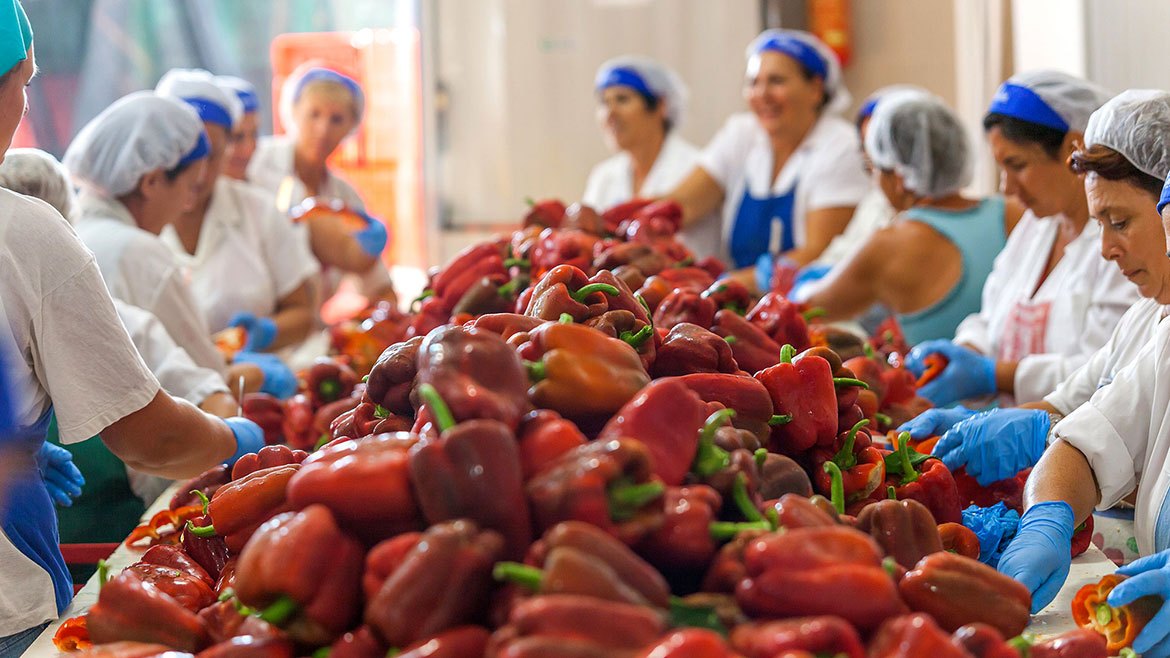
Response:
[1, 407, 73, 614]
[728, 183, 798, 269]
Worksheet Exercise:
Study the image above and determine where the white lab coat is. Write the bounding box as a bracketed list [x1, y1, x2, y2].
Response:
[1044, 297, 1168, 415]
[581, 133, 718, 258]
[698, 112, 870, 263]
[952, 211, 1140, 404]
[160, 177, 319, 333]
[75, 191, 226, 376]
[0, 189, 159, 635]
[1055, 315, 1170, 555]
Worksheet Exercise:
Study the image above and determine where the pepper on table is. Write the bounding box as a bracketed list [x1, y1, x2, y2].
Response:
[898, 550, 1032, 637]
[523, 198, 568, 228]
[637, 629, 741, 658]
[744, 293, 811, 353]
[653, 289, 717, 331]
[523, 263, 619, 321]
[205, 463, 300, 552]
[651, 323, 741, 377]
[755, 344, 837, 455]
[811, 419, 885, 502]
[86, 569, 209, 652]
[486, 594, 668, 658]
[230, 444, 307, 481]
[938, 522, 982, 560]
[711, 310, 782, 375]
[363, 335, 423, 416]
[670, 373, 774, 443]
[702, 279, 753, 316]
[729, 616, 864, 658]
[415, 324, 532, 430]
[877, 431, 963, 523]
[868, 613, 971, 658]
[584, 308, 657, 370]
[854, 498, 944, 570]
[1071, 573, 1161, 655]
[597, 377, 708, 487]
[516, 409, 588, 480]
[530, 229, 601, 279]
[304, 358, 359, 409]
[241, 393, 286, 445]
[636, 484, 722, 571]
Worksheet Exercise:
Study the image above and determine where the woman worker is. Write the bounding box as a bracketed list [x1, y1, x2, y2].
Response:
[794, 91, 1017, 344]
[582, 56, 707, 255]
[995, 95, 1170, 654]
[904, 72, 1138, 408]
[0, 3, 262, 650]
[216, 75, 261, 182]
[155, 69, 319, 370]
[667, 28, 869, 283]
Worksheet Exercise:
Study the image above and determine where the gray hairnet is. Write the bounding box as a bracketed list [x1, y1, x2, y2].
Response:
[1084, 89, 1170, 181]
[865, 91, 972, 197]
[64, 92, 206, 198]
[745, 29, 851, 115]
[993, 70, 1110, 134]
[0, 148, 76, 221]
[594, 55, 689, 130]
[156, 68, 243, 129]
[856, 85, 931, 125]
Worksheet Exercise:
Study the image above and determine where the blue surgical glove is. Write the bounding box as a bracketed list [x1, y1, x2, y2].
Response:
[996, 500, 1075, 613]
[221, 417, 264, 468]
[35, 442, 84, 508]
[932, 408, 1050, 486]
[897, 405, 978, 439]
[905, 339, 996, 406]
[228, 312, 278, 352]
[233, 351, 298, 400]
[754, 252, 775, 294]
[789, 264, 832, 301]
[1110, 550, 1170, 656]
[353, 212, 388, 258]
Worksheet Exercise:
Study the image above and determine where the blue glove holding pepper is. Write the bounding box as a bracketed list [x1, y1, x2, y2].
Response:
[353, 211, 388, 258]
[233, 351, 298, 400]
[898, 405, 979, 439]
[1109, 550, 1170, 657]
[997, 500, 1075, 613]
[221, 417, 264, 468]
[906, 339, 996, 406]
[228, 312, 278, 352]
[933, 408, 1050, 486]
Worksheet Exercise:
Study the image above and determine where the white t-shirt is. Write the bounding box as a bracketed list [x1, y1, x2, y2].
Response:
[952, 211, 1139, 403]
[1044, 297, 1168, 415]
[812, 188, 896, 267]
[114, 301, 227, 407]
[0, 189, 159, 634]
[161, 177, 319, 333]
[75, 192, 226, 377]
[1055, 317, 1170, 554]
[698, 112, 870, 262]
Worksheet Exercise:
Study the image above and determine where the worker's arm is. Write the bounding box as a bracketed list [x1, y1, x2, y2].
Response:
[1023, 440, 1101, 525]
[306, 213, 379, 273]
[667, 166, 725, 227]
[269, 281, 314, 350]
[102, 391, 237, 479]
[781, 206, 856, 266]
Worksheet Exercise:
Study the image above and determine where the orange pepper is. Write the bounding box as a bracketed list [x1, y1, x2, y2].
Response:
[938, 522, 981, 560]
[1071, 573, 1161, 654]
[916, 353, 949, 388]
[52, 615, 91, 652]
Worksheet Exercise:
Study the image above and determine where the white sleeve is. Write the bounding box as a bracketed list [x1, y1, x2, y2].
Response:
[116, 301, 228, 406]
[259, 204, 319, 299]
[1042, 339, 1113, 415]
[147, 265, 227, 377]
[581, 162, 607, 209]
[698, 115, 754, 191]
[1055, 335, 1160, 509]
[802, 135, 870, 211]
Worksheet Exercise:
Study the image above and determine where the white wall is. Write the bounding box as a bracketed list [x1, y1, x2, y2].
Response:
[1085, 0, 1170, 92]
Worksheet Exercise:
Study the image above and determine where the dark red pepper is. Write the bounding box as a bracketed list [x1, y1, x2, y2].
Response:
[597, 378, 708, 487]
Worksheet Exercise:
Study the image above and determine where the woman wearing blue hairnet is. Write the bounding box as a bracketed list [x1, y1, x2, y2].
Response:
[217, 75, 261, 182]
[0, 4, 262, 652]
[582, 56, 708, 256]
[667, 29, 870, 288]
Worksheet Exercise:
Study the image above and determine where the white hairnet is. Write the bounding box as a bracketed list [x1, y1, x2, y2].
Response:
[214, 75, 260, 115]
[0, 147, 76, 221]
[278, 62, 365, 137]
[1084, 89, 1170, 181]
[64, 91, 207, 198]
[156, 68, 243, 130]
[865, 91, 972, 197]
[856, 85, 931, 125]
[989, 70, 1110, 134]
[745, 29, 851, 115]
[594, 55, 689, 130]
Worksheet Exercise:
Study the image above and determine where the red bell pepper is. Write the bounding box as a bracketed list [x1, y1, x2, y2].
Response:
[701, 280, 753, 316]
[916, 353, 949, 388]
[899, 551, 1032, 637]
[304, 358, 358, 410]
[657, 266, 716, 291]
[230, 444, 307, 481]
[416, 324, 532, 430]
[670, 373, 775, 444]
[516, 409, 588, 480]
[1072, 515, 1094, 558]
[653, 289, 717, 332]
[596, 378, 708, 486]
[197, 635, 296, 658]
[404, 296, 452, 340]
[637, 629, 739, 658]
[812, 419, 885, 502]
[52, 616, 91, 652]
[363, 336, 423, 416]
[712, 310, 782, 374]
[523, 198, 568, 228]
[745, 293, 811, 353]
[242, 393, 285, 446]
[530, 230, 601, 279]
[769, 493, 838, 530]
[328, 626, 386, 658]
[280, 393, 315, 451]
[170, 465, 230, 511]
[755, 345, 837, 455]
[394, 626, 490, 658]
[950, 623, 1019, 658]
[855, 498, 944, 569]
[593, 242, 671, 277]
[636, 485, 722, 571]
[939, 522, 982, 560]
[729, 617, 864, 658]
[206, 464, 300, 552]
[651, 323, 741, 377]
[87, 570, 209, 652]
[701, 527, 770, 594]
[583, 309, 657, 371]
[1071, 573, 1160, 655]
[869, 613, 971, 658]
[879, 432, 963, 523]
[601, 198, 655, 233]
[1025, 628, 1109, 658]
[953, 467, 1029, 512]
[488, 594, 668, 657]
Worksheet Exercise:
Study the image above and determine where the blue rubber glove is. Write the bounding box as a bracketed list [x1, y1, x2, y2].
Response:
[932, 408, 1050, 486]
[996, 500, 1075, 613]
[353, 211, 388, 258]
[905, 339, 996, 406]
[1110, 550, 1170, 656]
[233, 351, 297, 400]
[228, 312, 278, 352]
[221, 417, 264, 468]
[35, 442, 84, 508]
[789, 263, 833, 301]
[754, 252, 775, 294]
[897, 405, 978, 439]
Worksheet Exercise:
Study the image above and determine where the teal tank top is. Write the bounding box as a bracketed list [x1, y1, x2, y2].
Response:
[898, 196, 1007, 346]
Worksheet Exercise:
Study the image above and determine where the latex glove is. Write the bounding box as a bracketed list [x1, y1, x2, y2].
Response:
[221, 417, 264, 468]
[35, 442, 84, 507]
[897, 405, 978, 439]
[353, 211, 388, 258]
[905, 339, 996, 406]
[233, 351, 297, 400]
[754, 252, 775, 294]
[1110, 550, 1170, 656]
[228, 312, 278, 352]
[788, 263, 832, 302]
[996, 500, 1075, 613]
[932, 408, 1050, 486]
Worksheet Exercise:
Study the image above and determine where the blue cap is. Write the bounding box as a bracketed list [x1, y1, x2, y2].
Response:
[987, 82, 1069, 132]
[181, 97, 233, 130]
[753, 33, 828, 81]
[177, 130, 210, 168]
[857, 97, 880, 124]
[294, 67, 362, 105]
[1159, 172, 1170, 215]
[234, 88, 259, 114]
[595, 65, 656, 100]
[0, 0, 31, 76]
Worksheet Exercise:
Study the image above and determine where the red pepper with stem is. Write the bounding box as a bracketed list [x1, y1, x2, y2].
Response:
[702, 279, 753, 315]
[1071, 573, 1160, 655]
[523, 263, 617, 321]
[636, 484, 723, 572]
[86, 570, 209, 652]
[416, 324, 532, 431]
[206, 463, 300, 552]
[876, 431, 963, 523]
[812, 419, 885, 502]
[755, 344, 838, 455]
[516, 409, 588, 480]
[653, 289, 718, 331]
[711, 310, 782, 374]
[745, 293, 811, 353]
[671, 373, 775, 444]
[597, 377, 708, 487]
[304, 358, 359, 409]
[523, 198, 568, 228]
[651, 323, 741, 377]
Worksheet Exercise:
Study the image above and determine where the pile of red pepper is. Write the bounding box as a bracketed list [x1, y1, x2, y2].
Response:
[58, 197, 1109, 658]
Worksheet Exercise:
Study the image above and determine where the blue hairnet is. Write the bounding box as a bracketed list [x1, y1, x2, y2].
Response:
[215, 75, 260, 114]
[745, 29, 850, 115]
[279, 64, 365, 135]
[987, 70, 1109, 134]
[0, 0, 31, 76]
[594, 55, 688, 129]
[157, 68, 243, 130]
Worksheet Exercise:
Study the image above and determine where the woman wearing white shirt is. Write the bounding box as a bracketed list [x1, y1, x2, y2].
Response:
[668, 29, 869, 283]
[581, 56, 707, 256]
[905, 72, 1138, 407]
[216, 75, 260, 182]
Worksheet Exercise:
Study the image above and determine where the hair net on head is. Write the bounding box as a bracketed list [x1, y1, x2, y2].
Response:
[279, 62, 365, 136]
[0, 0, 31, 75]
[986, 70, 1110, 134]
[215, 75, 259, 115]
[594, 55, 689, 130]
[745, 29, 851, 115]
[1084, 89, 1170, 181]
[64, 92, 208, 198]
[856, 84, 931, 126]
[156, 68, 243, 130]
[0, 147, 76, 220]
[865, 90, 972, 198]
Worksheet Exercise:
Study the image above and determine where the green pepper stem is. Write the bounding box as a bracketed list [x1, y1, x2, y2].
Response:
[319, 379, 341, 400]
[314, 433, 332, 451]
[754, 448, 768, 468]
[1095, 603, 1112, 627]
[732, 472, 763, 523]
[609, 480, 665, 521]
[823, 461, 845, 515]
[668, 596, 728, 635]
[524, 359, 547, 382]
[312, 648, 332, 658]
[1007, 636, 1034, 653]
[882, 556, 898, 578]
[619, 324, 654, 349]
[779, 344, 796, 364]
[497, 279, 519, 298]
[217, 588, 235, 603]
[832, 377, 870, 389]
[895, 431, 919, 485]
[832, 419, 870, 470]
[97, 559, 109, 589]
[190, 489, 210, 515]
[864, 343, 877, 359]
[692, 410, 734, 477]
[492, 561, 544, 592]
[700, 409, 736, 444]
[875, 412, 892, 427]
[724, 335, 738, 345]
[186, 521, 217, 538]
[887, 486, 897, 500]
[801, 307, 828, 321]
[503, 258, 530, 269]
[524, 196, 535, 207]
[416, 383, 457, 433]
[570, 283, 620, 303]
[635, 292, 651, 315]
[259, 595, 298, 626]
[558, 312, 574, 324]
[768, 414, 792, 426]
[709, 520, 771, 540]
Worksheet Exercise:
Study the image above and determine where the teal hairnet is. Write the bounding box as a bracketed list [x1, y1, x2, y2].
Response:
[0, 0, 31, 75]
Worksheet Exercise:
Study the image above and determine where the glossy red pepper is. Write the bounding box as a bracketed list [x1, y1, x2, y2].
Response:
[304, 358, 359, 410]
[651, 323, 741, 377]
[597, 377, 708, 486]
[242, 393, 285, 446]
[877, 432, 963, 523]
[899, 551, 1032, 637]
[755, 345, 837, 455]
[653, 289, 717, 332]
[745, 293, 811, 353]
[87, 570, 209, 652]
[523, 198, 568, 229]
[516, 409, 588, 480]
[637, 629, 739, 658]
[207, 464, 300, 552]
[812, 419, 885, 502]
[636, 485, 722, 571]
[670, 373, 775, 444]
[869, 613, 970, 658]
[416, 324, 532, 430]
[730, 616, 864, 658]
[712, 310, 782, 375]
